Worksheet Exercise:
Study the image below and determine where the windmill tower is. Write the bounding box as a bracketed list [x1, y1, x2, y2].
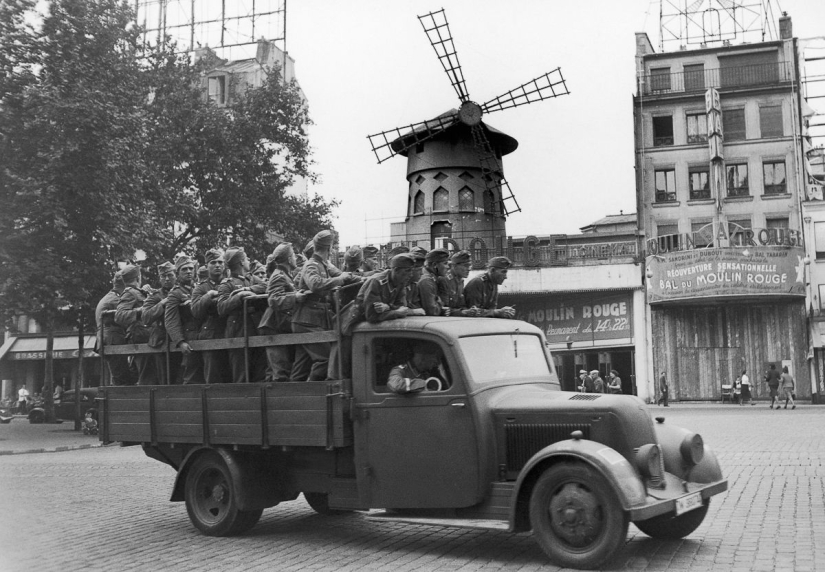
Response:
[368, 9, 569, 251]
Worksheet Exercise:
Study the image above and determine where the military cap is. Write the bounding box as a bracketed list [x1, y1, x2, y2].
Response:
[362, 245, 379, 258]
[487, 256, 512, 269]
[313, 230, 335, 248]
[157, 261, 175, 275]
[410, 245, 428, 260]
[197, 265, 208, 281]
[121, 264, 140, 284]
[224, 247, 245, 268]
[295, 253, 307, 267]
[345, 246, 363, 264]
[174, 255, 195, 272]
[272, 242, 293, 264]
[303, 240, 314, 258]
[390, 253, 416, 269]
[387, 245, 410, 258]
[113, 270, 125, 288]
[425, 248, 449, 265]
[451, 250, 472, 264]
[205, 248, 224, 263]
[249, 260, 265, 275]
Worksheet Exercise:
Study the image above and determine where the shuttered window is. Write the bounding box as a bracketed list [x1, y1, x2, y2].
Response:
[723, 108, 746, 141]
[759, 105, 783, 138]
[684, 64, 705, 91]
[719, 51, 779, 87]
[650, 67, 671, 91]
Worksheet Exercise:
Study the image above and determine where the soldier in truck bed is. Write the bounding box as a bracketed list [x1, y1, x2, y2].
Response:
[166, 255, 202, 384]
[191, 249, 229, 384]
[142, 261, 177, 384]
[95, 270, 133, 386]
[115, 265, 155, 385]
[463, 256, 516, 319]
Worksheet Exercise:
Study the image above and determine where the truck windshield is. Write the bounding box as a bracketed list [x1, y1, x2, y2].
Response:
[458, 334, 553, 386]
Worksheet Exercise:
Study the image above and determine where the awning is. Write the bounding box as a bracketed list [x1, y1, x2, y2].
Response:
[0, 335, 97, 361]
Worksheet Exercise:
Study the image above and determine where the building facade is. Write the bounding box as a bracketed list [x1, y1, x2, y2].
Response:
[634, 15, 814, 402]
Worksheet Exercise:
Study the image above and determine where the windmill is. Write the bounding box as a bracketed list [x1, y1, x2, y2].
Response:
[367, 8, 570, 234]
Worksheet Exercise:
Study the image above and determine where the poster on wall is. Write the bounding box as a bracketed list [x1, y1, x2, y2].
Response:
[646, 247, 806, 304]
[502, 292, 634, 344]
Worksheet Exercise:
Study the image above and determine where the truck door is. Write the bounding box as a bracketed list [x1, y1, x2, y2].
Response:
[353, 333, 480, 508]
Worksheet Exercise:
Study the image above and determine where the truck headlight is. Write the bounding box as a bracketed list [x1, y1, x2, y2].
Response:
[635, 443, 664, 485]
[680, 433, 704, 466]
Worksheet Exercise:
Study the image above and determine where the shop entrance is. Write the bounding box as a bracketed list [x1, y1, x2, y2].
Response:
[554, 348, 635, 394]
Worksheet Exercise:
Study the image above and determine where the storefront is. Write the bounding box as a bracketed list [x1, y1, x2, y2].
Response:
[0, 334, 99, 401]
[646, 245, 809, 401]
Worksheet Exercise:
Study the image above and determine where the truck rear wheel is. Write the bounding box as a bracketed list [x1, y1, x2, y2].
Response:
[184, 451, 263, 536]
[304, 492, 350, 515]
[529, 462, 628, 570]
[634, 500, 709, 540]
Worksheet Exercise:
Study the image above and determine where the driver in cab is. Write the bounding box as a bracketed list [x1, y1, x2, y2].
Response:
[387, 343, 445, 394]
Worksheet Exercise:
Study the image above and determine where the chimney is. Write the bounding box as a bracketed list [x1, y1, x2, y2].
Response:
[779, 12, 792, 40]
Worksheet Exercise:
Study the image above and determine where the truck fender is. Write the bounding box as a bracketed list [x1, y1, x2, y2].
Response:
[170, 447, 286, 511]
[509, 439, 646, 532]
[651, 420, 724, 484]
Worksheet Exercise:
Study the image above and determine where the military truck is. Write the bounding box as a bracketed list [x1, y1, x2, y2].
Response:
[100, 316, 726, 570]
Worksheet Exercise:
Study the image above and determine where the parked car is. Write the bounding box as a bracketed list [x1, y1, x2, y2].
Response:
[28, 388, 99, 424]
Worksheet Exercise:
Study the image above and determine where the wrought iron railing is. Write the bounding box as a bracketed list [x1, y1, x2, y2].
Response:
[640, 61, 794, 96]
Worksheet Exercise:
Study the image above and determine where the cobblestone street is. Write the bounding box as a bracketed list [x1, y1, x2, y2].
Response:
[0, 404, 823, 572]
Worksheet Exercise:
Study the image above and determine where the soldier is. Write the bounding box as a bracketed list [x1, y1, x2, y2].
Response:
[439, 250, 479, 317]
[343, 246, 363, 274]
[95, 270, 133, 385]
[406, 246, 427, 310]
[463, 256, 516, 319]
[166, 255, 203, 384]
[192, 249, 229, 384]
[291, 230, 359, 381]
[197, 265, 208, 284]
[249, 260, 267, 284]
[387, 342, 444, 394]
[217, 248, 267, 383]
[142, 261, 177, 385]
[259, 243, 305, 382]
[360, 246, 380, 276]
[354, 253, 424, 323]
[417, 248, 449, 316]
[385, 245, 409, 271]
[115, 265, 155, 385]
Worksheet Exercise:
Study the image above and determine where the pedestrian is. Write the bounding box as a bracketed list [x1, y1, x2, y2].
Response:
[463, 256, 516, 318]
[765, 363, 781, 409]
[740, 369, 754, 405]
[607, 370, 622, 394]
[578, 369, 594, 393]
[780, 366, 796, 410]
[590, 370, 605, 393]
[17, 386, 29, 414]
[657, 371, 669, 406]
[733, 375, 742, 405]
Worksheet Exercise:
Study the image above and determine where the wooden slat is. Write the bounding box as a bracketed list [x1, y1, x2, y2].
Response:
[103, 331, 338, 355]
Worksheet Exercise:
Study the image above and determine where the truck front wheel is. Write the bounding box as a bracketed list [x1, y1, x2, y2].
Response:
[184, 451, 263, 536]
[634, 501, 709, 540]
[529, 462, 628, 570]
[304, 492, 350, 515]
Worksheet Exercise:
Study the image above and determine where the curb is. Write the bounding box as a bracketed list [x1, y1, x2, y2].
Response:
[0, 441, 110, 456]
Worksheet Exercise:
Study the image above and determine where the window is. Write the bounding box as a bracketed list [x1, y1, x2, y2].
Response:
[655, 169, 676, 202]
[652, 116, 673, 146]
[816, 222, 825, 259]
[372, 338, 453, 394]
[723, 108, 746, 141]
[433, 187, 449, 212]
[720, 51, 779, 88]
[413, 191, 425, 214]
[208, 76, 226, 105]
[686, 113, 708, 144]
[458, 335, 551, 387]
[764, 217, 790, 245]
[728, 218, 752, 246]
[483, 190, 496, 214]
[726, 163, 749, 196]
[765, 217, 788, 230]
[762, 161, 786, 195]
[684, 63, 705, 91]
[458, 187, 474, 211]
[691, 221, 713, 247]
[689, 167, 710, 199]
[650, 67, 671, 91]
[657, 223, 680, 250]
[759, 105, 783, 138]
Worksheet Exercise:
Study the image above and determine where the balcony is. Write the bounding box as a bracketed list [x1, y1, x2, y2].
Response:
[639, 61, 794, 97]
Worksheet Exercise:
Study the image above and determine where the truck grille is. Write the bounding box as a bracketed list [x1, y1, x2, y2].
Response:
[569, 394, 601, 401]
[505, 423, 591, 471]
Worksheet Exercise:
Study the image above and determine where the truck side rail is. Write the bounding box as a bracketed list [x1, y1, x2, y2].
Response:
[102, 330, 338, 355]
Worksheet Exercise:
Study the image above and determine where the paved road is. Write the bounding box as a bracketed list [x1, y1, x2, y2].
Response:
[0, 404, 822, 572]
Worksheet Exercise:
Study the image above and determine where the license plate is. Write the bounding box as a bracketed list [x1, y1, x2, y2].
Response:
[675, 492, 703, 516]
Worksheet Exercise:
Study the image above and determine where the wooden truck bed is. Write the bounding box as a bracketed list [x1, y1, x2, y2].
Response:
[100, 381, 352, 449]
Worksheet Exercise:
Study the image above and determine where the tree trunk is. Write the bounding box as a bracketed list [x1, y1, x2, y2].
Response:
[44, 329, 56, 423]
[75, 313, 85, 431]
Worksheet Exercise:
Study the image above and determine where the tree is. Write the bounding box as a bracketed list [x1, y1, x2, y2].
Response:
[0, 0, 154, 421]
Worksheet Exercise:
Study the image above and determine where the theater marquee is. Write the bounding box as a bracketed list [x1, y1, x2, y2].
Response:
[646, 247, 806, 303]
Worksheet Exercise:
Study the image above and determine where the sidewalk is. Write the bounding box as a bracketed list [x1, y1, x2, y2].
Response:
[0, 416, 107, 455]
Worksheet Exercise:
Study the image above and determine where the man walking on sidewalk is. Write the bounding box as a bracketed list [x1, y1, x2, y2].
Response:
[657, 371, 669, 406]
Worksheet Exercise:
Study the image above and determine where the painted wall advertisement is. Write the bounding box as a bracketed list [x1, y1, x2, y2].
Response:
[647, 246, 806, 303]
[501, 292, 634, 344]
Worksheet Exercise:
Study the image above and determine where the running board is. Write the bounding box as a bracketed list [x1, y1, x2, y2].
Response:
[365, 510, 510, 531]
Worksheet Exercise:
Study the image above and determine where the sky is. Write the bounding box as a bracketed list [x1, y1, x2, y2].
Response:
[284, 0, 825, 247]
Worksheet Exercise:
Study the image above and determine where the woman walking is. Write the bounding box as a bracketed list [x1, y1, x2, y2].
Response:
[781, 366, 796, 410]
[740, 369, 754, 405]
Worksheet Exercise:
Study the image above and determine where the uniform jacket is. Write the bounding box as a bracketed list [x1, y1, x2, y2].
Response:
[292, 255, 347, 329]
[405, 281, 422, 310]
[355, 270, 408, 323]
[166, 282, 199, 346]
[387, 361, 429, 394]
[217, 274, 266, 338]
[260, 266, 298, 333]
[416, 269, 444, 316]
[464, 273, 499, 317]
[191, 278, 226, 340]
[95, 290, 125, 349]
[142, 287, 171, 348]
[439, 272, 466, 313]
[115, 286, 151, 343]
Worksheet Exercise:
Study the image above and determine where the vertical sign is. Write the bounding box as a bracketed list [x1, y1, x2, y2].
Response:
[706, 88, 724, 211]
